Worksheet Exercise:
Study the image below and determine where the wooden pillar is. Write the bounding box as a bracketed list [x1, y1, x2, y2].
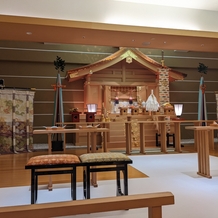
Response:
[139, 123, 145, 154]
[196, 129, 211, 178]
[174, 121, 182, 152]
[125, 116, 132, 155]
[84, 76, 102, 114]
[84, 75, 91, 111]
[158, 68, 169, 107]
[158, 67, 171, 133]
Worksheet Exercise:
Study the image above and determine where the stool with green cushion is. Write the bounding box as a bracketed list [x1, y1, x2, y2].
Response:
[79, 152, 133, 199]
[25, 154, 81, 204]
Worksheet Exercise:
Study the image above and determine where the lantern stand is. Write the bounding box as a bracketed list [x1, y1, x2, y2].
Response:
[70, 110, 82, 122]
[172, 104, 184, 120]
[171, 104, 184, 147]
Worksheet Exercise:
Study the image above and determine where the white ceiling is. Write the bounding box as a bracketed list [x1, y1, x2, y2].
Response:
[0, 0, 218, 53]
[115, 0, 218, 11]
[1, 0, 218, 32]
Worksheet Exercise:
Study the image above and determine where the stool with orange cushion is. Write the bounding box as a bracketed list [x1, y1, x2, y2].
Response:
[79, 152, 133, 199]
[25, 154, 81, 204]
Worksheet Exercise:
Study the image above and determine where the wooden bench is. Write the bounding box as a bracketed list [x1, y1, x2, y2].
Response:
[0, 192, 174, 218]
[25, 154, 81, 204]
[79, 152, 133, 199]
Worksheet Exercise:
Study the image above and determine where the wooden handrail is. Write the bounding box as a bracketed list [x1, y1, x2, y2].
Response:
[0, 192, 174, 218]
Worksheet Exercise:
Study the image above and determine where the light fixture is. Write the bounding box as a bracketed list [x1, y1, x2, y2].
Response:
[87, 104, 97, 113]
[174, 104, 183, 117]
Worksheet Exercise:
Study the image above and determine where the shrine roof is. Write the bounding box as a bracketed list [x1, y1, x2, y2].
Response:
[66, 47, 187, 82]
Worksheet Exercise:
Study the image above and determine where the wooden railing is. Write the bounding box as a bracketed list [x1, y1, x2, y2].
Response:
[0, 192, 174, 218]
[57, 119, 215, 155]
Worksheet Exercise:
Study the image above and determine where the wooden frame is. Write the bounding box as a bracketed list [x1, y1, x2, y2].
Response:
[82, 160, 132, 198]
[25, 163, 78, 204]
[0, 192, 174, 218]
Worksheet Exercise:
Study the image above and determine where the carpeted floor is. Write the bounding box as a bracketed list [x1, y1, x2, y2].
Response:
[1, 153, 218, 217]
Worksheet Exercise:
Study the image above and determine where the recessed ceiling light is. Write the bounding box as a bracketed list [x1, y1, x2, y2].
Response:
[163, 41, 167, 44]
[132, 39, 135, 42]
[26, 32, 32, 35]
[201, 44, 204, 46]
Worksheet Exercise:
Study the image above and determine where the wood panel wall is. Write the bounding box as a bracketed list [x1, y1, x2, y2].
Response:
[0, 41, 218, 143]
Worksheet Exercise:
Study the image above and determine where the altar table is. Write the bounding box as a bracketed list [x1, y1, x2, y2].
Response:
[33, 128, 109, 154]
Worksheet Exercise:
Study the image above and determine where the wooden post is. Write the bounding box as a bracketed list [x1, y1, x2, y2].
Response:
[185, 126, 212, 178]
[159, 122, 167, 153]
[174, 121, 182, 153]
[139, 123, 145, 154]
[148, 206, 162, 218]
[125, 122, 131, 155]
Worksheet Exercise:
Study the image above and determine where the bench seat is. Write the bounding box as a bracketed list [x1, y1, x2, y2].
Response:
[25, 154, 81, 204]
[79, 152, 132, 199]
[25, 152, 133, 204]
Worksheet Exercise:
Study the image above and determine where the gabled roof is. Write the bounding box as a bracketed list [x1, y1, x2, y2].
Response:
[66, 47, 187, 82]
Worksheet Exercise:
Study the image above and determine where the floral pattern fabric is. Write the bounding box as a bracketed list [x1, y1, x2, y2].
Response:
[26, 154, 80, 166]
[79, 152, 131, 163]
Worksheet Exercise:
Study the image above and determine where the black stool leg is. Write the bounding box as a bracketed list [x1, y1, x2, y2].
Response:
[71, 167, 76, 200]
[86, 166, 91, 199]
[83, 168, 87, 199]
[123, 164, 128, 196]
[35, 175, 38, 203]
[116, 167, 123, 196]
[31, 169, 35, 204]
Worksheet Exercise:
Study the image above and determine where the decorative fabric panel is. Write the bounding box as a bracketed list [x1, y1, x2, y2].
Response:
[0, 89, 35, 154]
